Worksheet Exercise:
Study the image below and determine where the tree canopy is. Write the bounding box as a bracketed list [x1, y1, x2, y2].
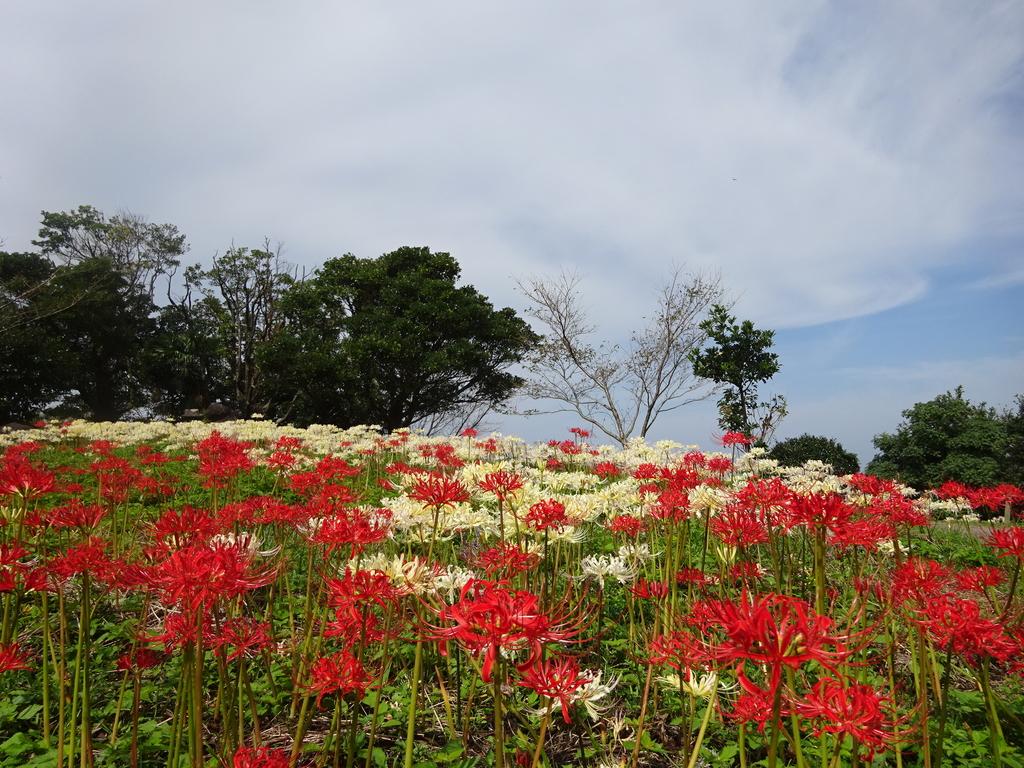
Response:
[261, 247, 539, 431]
[2, 207, 538, 432]
[867, 387, 1014, 488]
[688, 304, 786, 443]
[769, 433, 860, 475]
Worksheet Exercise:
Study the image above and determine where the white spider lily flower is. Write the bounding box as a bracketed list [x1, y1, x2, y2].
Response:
[579, 554, 637, 587]
[689, 484, 729, 518]
[548, 525, 589, 545]
[209, 532, 280, 558]
[571, 669, 620, 720]
[431, 566, 476, 600]
[657, 669, 732, 700]
[617, 542, 657, 566]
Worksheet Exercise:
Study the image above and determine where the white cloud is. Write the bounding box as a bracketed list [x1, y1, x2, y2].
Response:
[0, 1, 1021, 331]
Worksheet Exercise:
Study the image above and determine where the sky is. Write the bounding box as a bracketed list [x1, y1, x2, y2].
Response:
[1, 1, 1022, 464]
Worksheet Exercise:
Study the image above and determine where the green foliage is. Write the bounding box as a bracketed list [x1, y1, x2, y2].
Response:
[1002, 394, 1024, 486]
[261, 246, 539, 430]
[768, 433, 859, 474]
[868, 387, 1012, 489]
[0, 253, 66, 422]
[33, 204, 184, 301]
[688, 304, 785, 442]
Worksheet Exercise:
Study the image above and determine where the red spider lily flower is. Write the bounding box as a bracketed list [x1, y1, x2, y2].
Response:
[47, 537, 112, 582]
[650, 489, 691, 523]
[648, 629, 710, 670]
[727, 562, 767, 585]
[891, 558, 951, 607]
[517, 656, 592, 723]
[720, 431, 753, 447]
[327, 568, 405, 627]
[475, 543, 541, 578]
[411, 474, 471, 509]
[682, 451, 707, 469]
[868, 495, 928, 528]
[676, 568, 710, 587]
[987, 526, 1024, 560]
[629, 578, 669, 601]
[478, 471, 524, 504]
[785, 492, 855, 533]
[608, 514, 646, 537]
[0, 451, 55, 500]
[147, 611, 214, 650]
[828, 518, 896, 551]
[710, 506, 768, 548]
[954, 565, 1004, 593]
[695, 592, 852, 694]
[233, 745, 291, 768]
[151, 506, 220, 548]
[214, 618, 274, 661]
[549, 439, 582, 457]
[417, 443, 463, 469]
[314, 455, 361, 480]
[116, 648, 164, 672]
[91, 456, 143, 503]
[729, 671, 782, 732]
[633, 463, 660, 480]
[47, 500, 107, 531]
[734, 478, 795, 525]
[196, 431, 254, 489]
[309, 649, 371, 706]
[569, 427, 590, 438]
[935, 480, 973, 500]
[148, 542, 277, 613]
[918, 596, 1018, 664]
[0, 643, 31, 673]
[525, 499, 568, 531]
[460, 428, 478, 438]
[795, 678, 899, 758]
[706, 456, 733, 475]
[593, 461, 621, 479]
[310, 507, 391, 556]
[847, 474, 900, 496]
[428, 579, 587, 682]
[972, 483, 1024, 510]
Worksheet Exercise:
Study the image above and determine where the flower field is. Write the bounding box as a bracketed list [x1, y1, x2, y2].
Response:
[1, 420, 1023, 768]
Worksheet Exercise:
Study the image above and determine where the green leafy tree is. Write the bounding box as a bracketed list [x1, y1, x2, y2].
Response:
[0, 252, 71, 421]
[1002, 394, 1024, 486]
[769, 433, 860, 474]
[688, 304, 786, 443]
[43, 258, 156, 420]
[867, 387, 1009, 488]
[261, 246, 539, 431]
[190, 244, 293, 416]
[144, 287, 231, 414]
[33, 204, 186, 301]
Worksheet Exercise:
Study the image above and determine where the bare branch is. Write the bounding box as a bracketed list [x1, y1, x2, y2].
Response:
[517, 266, 722, 446]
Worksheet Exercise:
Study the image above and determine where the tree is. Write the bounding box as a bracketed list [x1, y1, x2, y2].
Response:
[0, 252, 70, 421]
[261, 247, 538, 431]
[518, 269, 722, 446]
[1002, 394, 1024, 486]
[44, 258, 156, 420]
[33, 204, 186, 301]
[769, 434, 860, 474]
[688, 304, 786, 443]
[144, 285, 231, 415]
[191, 243, 293, 416]
[867, 387, 1009, 489]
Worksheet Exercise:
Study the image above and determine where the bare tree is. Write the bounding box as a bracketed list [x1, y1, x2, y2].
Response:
[517, 268, 723, 446]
